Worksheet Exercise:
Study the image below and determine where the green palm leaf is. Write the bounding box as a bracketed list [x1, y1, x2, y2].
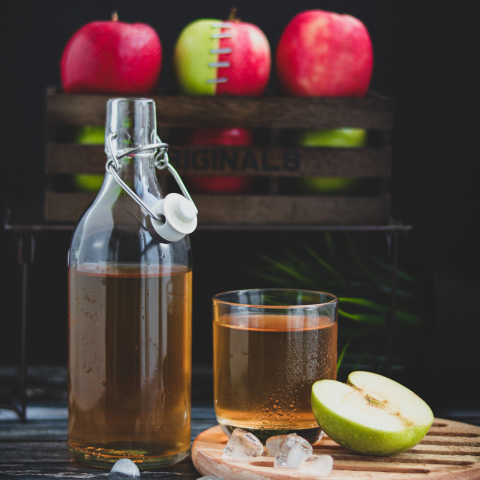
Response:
[338, 309, 385, 326]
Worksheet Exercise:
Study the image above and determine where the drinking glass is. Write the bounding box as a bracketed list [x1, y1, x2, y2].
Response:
[213, 289, 338, 443]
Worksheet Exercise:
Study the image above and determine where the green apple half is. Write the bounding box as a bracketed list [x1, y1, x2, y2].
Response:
[173, 19, 221, 95]
[311, 371, 433, 456]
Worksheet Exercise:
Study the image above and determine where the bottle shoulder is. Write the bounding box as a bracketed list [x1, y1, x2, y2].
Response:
[69, 200, 192, 270]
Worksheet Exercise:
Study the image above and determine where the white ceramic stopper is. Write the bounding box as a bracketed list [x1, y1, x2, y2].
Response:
[151, 193, 197, 242]
[178, 196, 197, 221]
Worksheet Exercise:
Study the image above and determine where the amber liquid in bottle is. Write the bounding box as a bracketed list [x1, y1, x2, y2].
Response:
[68, 265, 192, 467]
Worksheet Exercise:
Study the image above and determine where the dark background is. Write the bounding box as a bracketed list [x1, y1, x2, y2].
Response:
[1, 0, 479, 408]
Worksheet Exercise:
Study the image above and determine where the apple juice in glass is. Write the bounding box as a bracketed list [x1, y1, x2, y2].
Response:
[67, 99, 193, 468]
[213, 289, 338, 443]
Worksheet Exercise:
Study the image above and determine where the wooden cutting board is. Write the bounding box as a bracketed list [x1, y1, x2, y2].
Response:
[192, 419, 480, 479]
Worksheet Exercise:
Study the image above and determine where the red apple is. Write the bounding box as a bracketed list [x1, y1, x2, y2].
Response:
[61, 15, 161, 94]
[276, 10, 373, 97]
[189, 127, 252, 146]
[185, 128, 253, 194]
[173, 16, 270, 96]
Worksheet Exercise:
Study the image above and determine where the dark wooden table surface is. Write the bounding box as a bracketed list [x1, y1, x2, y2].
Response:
[2, 365, 480, 479]
[0, 400, 216, 479]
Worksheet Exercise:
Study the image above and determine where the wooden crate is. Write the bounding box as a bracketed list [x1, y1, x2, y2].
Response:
[45, 90, 393, 225]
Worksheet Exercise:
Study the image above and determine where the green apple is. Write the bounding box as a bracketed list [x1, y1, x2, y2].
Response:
[296, 128, 366, 194]
[74, 125, 104, 144]
[296, 128, 366, 148]
[73, 126, 105, 192]
[311, 371, 433, 456]
[301, 177, 359, 194]
[73, 174, 104, 192]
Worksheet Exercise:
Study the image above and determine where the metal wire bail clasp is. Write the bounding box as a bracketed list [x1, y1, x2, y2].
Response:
[105, 132, 198, 242]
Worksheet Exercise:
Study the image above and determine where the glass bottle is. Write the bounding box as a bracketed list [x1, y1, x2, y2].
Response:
[67, 98, 193, 468]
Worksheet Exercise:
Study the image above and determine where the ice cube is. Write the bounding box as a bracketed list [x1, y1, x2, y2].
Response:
[298, 454, 334, 476]
[265, 434, 288, 457]
[222, 428, 264, 462]
[274, 433, 313, 468]
[109, 458, 140, 479]
[196, 477, 226, 480]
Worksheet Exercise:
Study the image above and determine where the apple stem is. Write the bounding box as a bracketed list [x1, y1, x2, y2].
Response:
[112, 11, 119, 22]
[228, 7, 239, 22]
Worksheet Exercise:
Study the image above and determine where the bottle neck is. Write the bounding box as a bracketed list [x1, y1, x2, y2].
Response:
[105, 152, 163, 206]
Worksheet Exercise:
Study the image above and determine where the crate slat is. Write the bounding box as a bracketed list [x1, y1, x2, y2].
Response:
[46, 144, 392, 177]
[45, 192, 390, 224]
[47, 92, 394, 130]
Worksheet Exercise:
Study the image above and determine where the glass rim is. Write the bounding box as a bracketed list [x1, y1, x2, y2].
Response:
[108, 97, 153, 104]
[212, 288, 338, 309]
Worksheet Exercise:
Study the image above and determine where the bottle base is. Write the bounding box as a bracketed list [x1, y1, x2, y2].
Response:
[218, 423, 324, 445]
[67, 443, 190, 469]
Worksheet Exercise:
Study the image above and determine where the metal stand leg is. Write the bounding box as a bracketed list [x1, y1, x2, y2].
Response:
[15, 232, 35, 421]
[0, 231, 34, 421]
[386, 231, 399, 376]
